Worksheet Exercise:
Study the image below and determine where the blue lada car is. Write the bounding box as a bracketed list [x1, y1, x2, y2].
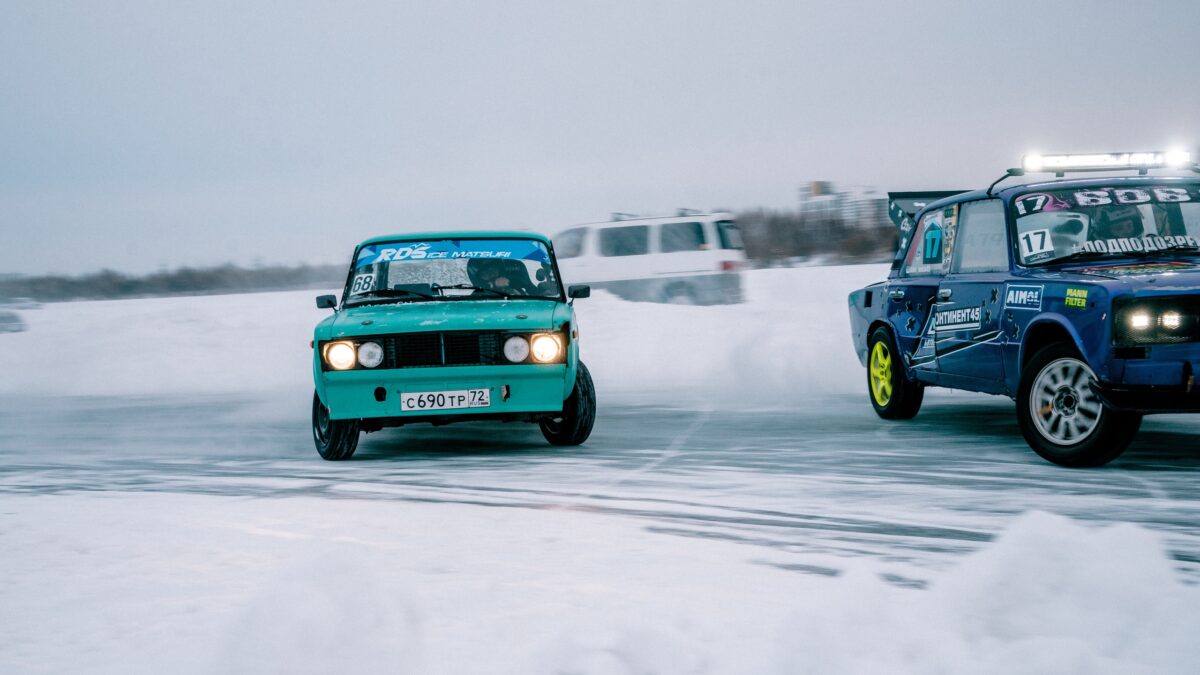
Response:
[311, 232, 595, 460]
[849, 152, 1200, 466]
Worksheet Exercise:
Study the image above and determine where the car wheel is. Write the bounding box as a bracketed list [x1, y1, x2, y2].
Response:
[312, 391, 360, 461]
[867, 326, 924, 420]
[664, 284, 698, 305]
[540, 361, 596, 446]
[1016, 343, 1141, 467]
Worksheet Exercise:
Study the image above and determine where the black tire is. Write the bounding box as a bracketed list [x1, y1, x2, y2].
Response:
[540, 361, 596, 446]
[1016, 343, 1141, 467]
[663, 283, 698, 305]
[867, 326, 924, 420]
[312, 391, 360, 461]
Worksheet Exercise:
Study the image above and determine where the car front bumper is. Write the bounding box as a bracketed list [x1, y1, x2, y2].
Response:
[1096, 343, 1200, 413]
[317, 363, 573, 421]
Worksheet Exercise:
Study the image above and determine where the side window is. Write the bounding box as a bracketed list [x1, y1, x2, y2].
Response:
[716, 220, 744, 250]
[951, 200, 1009, 273]
[902, 210, 951, 276]
[599, 225, 649, 257]
[555, 227, 587, 258]
[660, 222, 706, 253]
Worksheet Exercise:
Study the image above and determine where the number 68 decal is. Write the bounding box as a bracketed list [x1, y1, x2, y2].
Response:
[350, 273, 375, 294]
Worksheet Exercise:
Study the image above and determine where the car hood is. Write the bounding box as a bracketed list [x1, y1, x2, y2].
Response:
[325, 299, 566, 338]
[1065, 259, 1200, 293]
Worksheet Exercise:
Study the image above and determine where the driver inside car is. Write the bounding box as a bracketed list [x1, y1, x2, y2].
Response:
[466, 258, 538, 295]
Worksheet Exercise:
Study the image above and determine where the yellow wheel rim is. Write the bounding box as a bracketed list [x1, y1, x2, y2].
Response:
[869, 341, 893, 407]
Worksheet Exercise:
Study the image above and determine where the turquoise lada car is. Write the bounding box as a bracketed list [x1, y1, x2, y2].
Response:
[311, 232, 596, 460]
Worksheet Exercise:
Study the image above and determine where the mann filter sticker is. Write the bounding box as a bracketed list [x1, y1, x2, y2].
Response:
[1005, 284, 1044, 311]
[935, 306, 982, 332]
[1065, 287, 1089, 309]
[1019, 228, 1054, 262]
[1073, 235, 1199, 255]
[356, 239, 550, 268]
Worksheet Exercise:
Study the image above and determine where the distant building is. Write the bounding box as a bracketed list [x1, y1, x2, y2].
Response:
[798, 181, 889, 230]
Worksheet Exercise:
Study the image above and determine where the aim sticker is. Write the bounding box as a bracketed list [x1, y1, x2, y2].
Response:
[1004, 284, 1044, 311]
[1065, 287, 1089, 309]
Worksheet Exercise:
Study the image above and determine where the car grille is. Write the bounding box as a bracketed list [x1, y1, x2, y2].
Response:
[379, 331, 502, 369]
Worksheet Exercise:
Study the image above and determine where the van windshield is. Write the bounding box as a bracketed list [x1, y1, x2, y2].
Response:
[716, 220, 744, 249]
[345, 239, 562, 305]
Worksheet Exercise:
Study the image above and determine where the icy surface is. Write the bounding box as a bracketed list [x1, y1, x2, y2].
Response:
[2, 265, 1200, 673]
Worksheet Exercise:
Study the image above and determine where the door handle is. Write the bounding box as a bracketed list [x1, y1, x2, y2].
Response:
[937, 289, 953, 301]
[888, 289, 905, 301]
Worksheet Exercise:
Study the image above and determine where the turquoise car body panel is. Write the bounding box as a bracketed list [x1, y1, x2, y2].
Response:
[312, 231, 581, 422]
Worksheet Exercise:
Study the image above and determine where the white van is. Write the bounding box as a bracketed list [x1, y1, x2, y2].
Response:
[551, 212, 746, 304]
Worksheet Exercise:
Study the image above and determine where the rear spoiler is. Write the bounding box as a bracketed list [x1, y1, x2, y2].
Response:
[887, 191, 971, 229]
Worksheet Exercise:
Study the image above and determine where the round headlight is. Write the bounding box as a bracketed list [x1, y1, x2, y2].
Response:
[530, 334, 561, 363]
[1162, 312, 1183, 330]
[503, 336, 530, 363]
[1129, 312, 1152, 330]
[357, 341, 384, 368]
[324, 341, 357, 370]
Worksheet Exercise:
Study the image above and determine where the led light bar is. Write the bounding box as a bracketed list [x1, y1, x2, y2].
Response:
[1023, 150, 1193, 174]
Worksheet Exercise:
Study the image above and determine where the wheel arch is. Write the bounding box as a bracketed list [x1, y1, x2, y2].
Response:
[1020, 317, 1086, 371]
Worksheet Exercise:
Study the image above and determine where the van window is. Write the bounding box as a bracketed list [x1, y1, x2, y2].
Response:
[600, 225, 649, 256]
[555, 227, 587, 258]
[716, 220, 744, 250]
[660, 222, 707, 253]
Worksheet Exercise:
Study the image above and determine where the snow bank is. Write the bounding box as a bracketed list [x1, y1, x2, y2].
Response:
[0, 265, 887, 408]
[2, 494, 1196, 674]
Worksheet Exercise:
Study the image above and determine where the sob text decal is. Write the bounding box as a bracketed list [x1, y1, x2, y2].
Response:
[1005, 284, 1043, 311]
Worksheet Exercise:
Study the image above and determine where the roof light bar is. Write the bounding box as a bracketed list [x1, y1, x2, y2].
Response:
[1022, 150, 1194, 174]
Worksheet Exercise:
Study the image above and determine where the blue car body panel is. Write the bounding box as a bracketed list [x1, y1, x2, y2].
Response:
[849, 175, 1200, 412]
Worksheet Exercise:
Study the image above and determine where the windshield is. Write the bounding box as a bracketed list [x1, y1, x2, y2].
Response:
[344, 238, 562, 305]
[1012, 185, 1200, 265]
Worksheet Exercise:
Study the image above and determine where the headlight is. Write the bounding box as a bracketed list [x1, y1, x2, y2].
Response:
[530, 334, 562, 363]
[1114, 298, 1200, 347]
[357, 341, 384, 368]
[503, 336, 530, 362]
[324, 341, 357, 370]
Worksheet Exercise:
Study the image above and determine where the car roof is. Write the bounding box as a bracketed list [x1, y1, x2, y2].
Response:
[564, 212, 735, 230]
[914, 174, 1200, 221]
[358, 231, 552, 247]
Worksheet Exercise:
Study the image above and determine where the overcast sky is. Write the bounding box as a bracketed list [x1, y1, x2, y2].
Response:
[3, 0, 1198, 275]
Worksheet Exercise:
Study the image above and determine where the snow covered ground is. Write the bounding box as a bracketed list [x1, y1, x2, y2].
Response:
[3, 265, 1200, 674]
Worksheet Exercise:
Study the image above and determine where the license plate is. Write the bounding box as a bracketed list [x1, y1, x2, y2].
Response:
[400, 388, 491, 412]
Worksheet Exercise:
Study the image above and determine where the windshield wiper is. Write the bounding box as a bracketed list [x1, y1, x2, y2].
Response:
[350, 288, 435, 303]
[431, 283, 513, 299]
[1030, 250, 1111, 266]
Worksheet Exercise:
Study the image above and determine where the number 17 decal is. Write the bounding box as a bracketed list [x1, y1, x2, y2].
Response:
[1020, 228, 1053, 259]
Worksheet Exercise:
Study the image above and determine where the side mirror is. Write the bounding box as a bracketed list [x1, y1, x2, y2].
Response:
[316, 295, 338, 310]
[568, 285, 591, 299]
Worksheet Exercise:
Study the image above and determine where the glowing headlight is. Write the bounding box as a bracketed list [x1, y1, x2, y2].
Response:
[1162, 312, 1183, 330]
[357, 341, 384, 368]
[503, 336, 530, 363]
[1129, 313, 1152, 330]
[324, 341, 357, 370]
[530, 334, 562, 363]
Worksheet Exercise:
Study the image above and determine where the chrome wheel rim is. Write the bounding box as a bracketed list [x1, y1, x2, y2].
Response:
[1029, 357, 1103, 446]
